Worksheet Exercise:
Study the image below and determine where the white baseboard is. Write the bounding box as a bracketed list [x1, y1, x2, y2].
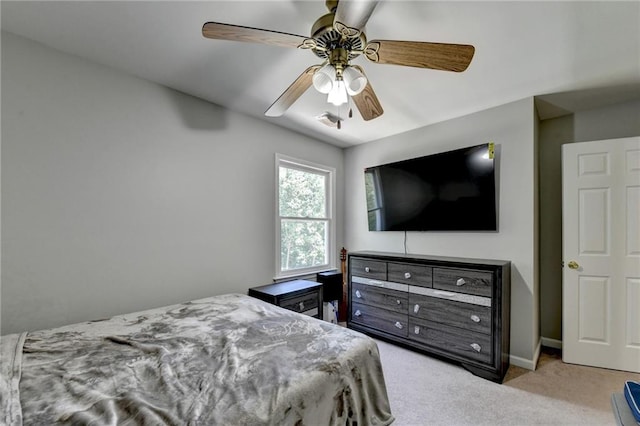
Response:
[541, 337, 562, 349]
[510, 354, 535, 370]
[509, 339, 542, 371]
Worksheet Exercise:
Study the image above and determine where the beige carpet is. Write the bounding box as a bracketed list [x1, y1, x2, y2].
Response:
[504, 347, 640, 414]
[376, 339, 640, 425]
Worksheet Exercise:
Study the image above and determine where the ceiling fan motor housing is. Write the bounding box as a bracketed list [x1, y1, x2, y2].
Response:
[310, 12, 366, 61]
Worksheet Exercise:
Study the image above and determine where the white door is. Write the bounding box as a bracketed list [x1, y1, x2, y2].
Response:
[562, 136, 640, 372]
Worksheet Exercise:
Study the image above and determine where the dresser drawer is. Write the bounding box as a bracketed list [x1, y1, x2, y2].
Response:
[351, 258, 387, 280]
[388, 262, 432, 286]
[409, 293, 491, 335]
[352, 282, 408, 314]
[280, 291, 320, 317]
[433, 267, 493, 297]
[408, 317, 492, 364]
[351, 302, 408, 338]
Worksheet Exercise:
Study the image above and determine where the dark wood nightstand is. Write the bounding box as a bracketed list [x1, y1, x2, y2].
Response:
[248, 279, 323, 319]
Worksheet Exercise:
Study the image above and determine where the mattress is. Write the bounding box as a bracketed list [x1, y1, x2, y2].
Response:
[0, 293, 394, 425]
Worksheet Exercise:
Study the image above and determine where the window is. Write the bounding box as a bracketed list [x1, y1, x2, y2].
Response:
[365, 169, 384, 231]
[276, 154, 335, 278]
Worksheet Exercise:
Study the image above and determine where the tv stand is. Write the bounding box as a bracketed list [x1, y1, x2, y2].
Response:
[347, 251, 510, 383]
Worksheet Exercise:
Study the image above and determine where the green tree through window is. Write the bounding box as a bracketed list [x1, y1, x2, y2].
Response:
[277, 156, 334, 276]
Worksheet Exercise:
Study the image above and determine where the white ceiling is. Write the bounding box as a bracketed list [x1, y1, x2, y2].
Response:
[2, 1, 639, 147]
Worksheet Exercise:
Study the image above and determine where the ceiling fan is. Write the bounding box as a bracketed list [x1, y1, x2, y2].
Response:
[202, 0, 475, 124]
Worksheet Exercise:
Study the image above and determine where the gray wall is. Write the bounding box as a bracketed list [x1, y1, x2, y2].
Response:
[538, 98, 640, 343]
[344, 98, 539, 367]
[4, 28, 636, 367]
[1, 32, 344, 335]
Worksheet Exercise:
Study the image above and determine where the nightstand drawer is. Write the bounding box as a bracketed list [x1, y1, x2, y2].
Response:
[351, 258, 387, 280]
[351, 302, 408, 338]
[409, 293, 491, 335]
[352, 282, 407, 314]
[433, 268, 493, 297]
[409, 317, 492, 364]
[280, 292, 320, 317]
[388, 262, 432, 286]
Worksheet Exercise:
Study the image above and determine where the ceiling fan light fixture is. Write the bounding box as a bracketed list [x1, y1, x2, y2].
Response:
[312, 64, 336, 94]
[342, 65, 367, 96]
[327, 78, 348, 106]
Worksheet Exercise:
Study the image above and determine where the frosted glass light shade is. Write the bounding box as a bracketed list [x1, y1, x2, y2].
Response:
[312, 64, 336, 94]
[327, 79, 348, 106]
[342, 66, 367, 96]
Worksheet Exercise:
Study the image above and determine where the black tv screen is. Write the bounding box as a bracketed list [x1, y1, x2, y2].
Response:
[365, 143, 497, 231]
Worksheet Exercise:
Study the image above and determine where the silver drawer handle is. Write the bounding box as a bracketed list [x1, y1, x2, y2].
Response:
[414, 326, 420, 334]
[470, 315, 480, 323]
[299, 302, 305, 311]
[354, 310, 361, 317]
[470, 343, 481, 352]
[365, 267, 370, 273]
[404, 272, 412, 279]
[355, 290, 362, 298]
[394, 322, 403, 329]
[396, 299, 401, 305]
[456, 278, 467, 286]
[414, 304, 420, 314]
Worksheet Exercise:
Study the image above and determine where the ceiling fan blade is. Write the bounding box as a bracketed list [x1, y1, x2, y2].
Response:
[365, 40, 475, 72]
[350, 65, 383, 121]
[333, 0, 379, 38]
[202, 22, 310, 49]
[265, 65, 321, 117]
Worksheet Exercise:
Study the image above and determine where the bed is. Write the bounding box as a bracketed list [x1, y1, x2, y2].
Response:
[0, 293, 394, 425]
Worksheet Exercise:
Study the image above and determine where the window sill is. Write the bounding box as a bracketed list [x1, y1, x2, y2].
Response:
[273, 268, 338, 283]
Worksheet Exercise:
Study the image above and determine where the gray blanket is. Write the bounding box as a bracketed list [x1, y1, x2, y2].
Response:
[0, 294, 394, 425]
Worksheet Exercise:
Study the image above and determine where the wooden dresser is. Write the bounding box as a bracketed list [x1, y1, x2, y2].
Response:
[348, 251, 511, 383]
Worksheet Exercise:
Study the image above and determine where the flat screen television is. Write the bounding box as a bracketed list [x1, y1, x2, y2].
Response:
[365, 143, 497, 231]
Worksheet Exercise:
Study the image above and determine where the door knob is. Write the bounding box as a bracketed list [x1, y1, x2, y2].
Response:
[567, 261, 580, 270]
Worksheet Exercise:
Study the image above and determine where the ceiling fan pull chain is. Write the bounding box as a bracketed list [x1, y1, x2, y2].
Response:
[345, 95, 353, 119]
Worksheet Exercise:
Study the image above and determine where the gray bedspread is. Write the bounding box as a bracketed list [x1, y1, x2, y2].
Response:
[0, 294, 394, 425]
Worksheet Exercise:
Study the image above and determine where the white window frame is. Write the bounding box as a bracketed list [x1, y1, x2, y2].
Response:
[275, 154, 336, 279]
